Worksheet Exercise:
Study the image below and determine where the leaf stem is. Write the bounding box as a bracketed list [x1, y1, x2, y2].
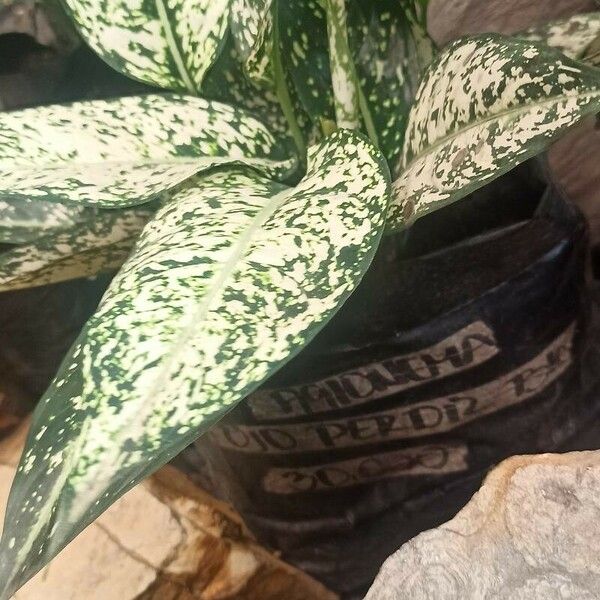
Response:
[322, 0, 380, 149]
[323, 0, 361, 130]
[357, 84, 380, 147]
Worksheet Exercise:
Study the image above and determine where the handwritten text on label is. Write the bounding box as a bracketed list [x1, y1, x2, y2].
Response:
[248, 321, 499, 419]
[262, 443, 468, 494]
[213, 324, 575, 454]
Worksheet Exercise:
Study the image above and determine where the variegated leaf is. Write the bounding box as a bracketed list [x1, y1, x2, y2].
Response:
[518, 12, 600, 60]
[271, 1, 322, 155]
[388, 35, 600, 230]
[0, 94, 296, 208]
[0, 208, 151, 291]
[229, 0, 274, 87]
[346, 0, 435, 166]
[202, 35, 290, 137]
[0, 130, 390, 597]
[0, 198, 90, 244]
[279, 0, 336, 134]
[323, 0, 361, 129]
[62, 0, 230, 94]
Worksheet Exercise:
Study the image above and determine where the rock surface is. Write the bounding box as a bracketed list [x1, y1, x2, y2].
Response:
[0, 423, 336, 600]
[366, 451, 600, 599]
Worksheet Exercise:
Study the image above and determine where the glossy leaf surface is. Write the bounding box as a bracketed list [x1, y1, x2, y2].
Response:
[0, 94, 296, 208]
[0, 208, 151, 291]
[62, 0, 230, 93]
[279, 0, 335, 133]
[230, 0, 274, 87]
[0, 199, 90, 244]
[0, 131, 390, 597]
[346, 0, 435, 166]
[389, 35, 600, 230]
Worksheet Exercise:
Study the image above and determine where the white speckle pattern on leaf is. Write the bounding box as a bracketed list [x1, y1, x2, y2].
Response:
[0, 94, 296, 207]
[0, 198, 90, 244]
[0, 130, 390, 597]
[518, 12, 600, 60]
[201, 35, 290, 137]
[230, 0, 274, 87]
[346, 0, 435, 166]
[324, 0, 360, 129]
[279, 0, 335, 132]
[0, 208, 152, 291]
[62, 0, 230, 93]
[388, 35, 600, 230]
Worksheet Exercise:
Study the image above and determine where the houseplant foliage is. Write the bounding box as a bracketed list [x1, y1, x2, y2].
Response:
[1, 2, 600, 595]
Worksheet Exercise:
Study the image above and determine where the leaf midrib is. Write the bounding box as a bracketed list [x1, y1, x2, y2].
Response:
[155, 0, 197, 94]
[81, 182, 290, 478]
[400, 88, 600, 175]
[145, 187, 288, 402]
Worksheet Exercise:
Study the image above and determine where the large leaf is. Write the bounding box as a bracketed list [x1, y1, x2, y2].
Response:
[0, 207, 151, 291]
[388, 34, 600, 230]
[62, 0, 230, 93]
[518, 12, 600, 60]
[346, 0, 435, 166]
[0, 94, 296, 208]
[0, 130, 390, 597]
[0, 198, 90, 244]
[229, 0, 274, 87]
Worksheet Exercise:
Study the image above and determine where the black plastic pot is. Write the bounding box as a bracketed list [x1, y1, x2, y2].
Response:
[186, 160, 600, 599]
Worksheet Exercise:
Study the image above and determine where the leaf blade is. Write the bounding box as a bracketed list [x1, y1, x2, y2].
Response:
[229, 0, 275, 87]
[0, 94, 296, 207]
[0, 130, 390, 597]
[0, 207, 151, 291]
[62, 0, 230, 93]
[279, 0, 336, 133]
[346, 0, 435, 166]
[388, 35, 600, 230]
[0, 198, 90, 244]
[518, 12, 600, 60]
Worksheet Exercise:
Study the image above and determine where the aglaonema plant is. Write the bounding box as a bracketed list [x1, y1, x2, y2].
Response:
[1, 2, 600, 595]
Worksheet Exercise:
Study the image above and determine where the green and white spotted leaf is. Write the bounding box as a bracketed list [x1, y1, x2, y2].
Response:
[0, 94, 296, 208]
[323, 0, 361, 129]
[346, 0, 435, 166]
[518, 12, 600, 60]
[229, 0, 275, 87]
[279, 0, 336, 134]
[202, 35, 290, 137]
[0, 198, 90, 244]
[207, 3, 318, 152]
[388, 34, 600, 230]
[0, 130, 390, 597]
[0, 207, 151, 291]
[62, 0, 230, 93]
